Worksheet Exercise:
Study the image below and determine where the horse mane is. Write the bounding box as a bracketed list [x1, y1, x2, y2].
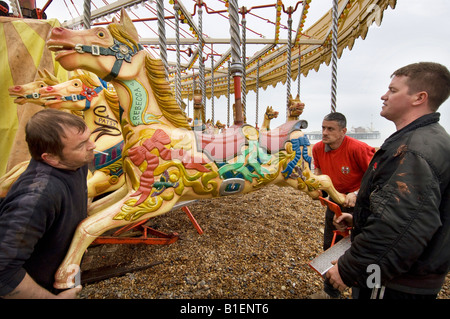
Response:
[37, 69, 60, 86]
[108, 23, 191, 129]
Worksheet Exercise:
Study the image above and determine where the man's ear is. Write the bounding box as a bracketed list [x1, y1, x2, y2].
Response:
[412, 91, 428, 106]
[41, 153, 60, 167]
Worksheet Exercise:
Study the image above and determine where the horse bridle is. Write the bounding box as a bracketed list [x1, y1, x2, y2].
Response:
[74, 39, 144, 82]
[58, 84, 105, 110]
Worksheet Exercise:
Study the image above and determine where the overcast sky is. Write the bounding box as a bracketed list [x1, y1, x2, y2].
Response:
[240, 0, 450, 141]
[38, 0, 450, 143]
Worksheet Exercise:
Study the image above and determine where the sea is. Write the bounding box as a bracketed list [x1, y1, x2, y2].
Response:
[307, 136, 386, 149]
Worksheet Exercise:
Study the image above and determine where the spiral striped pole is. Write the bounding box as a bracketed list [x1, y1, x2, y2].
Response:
[157, 0, 168, 80]
[211, 53, 215, 123]
[241, 9, 247, 119]
[228, 0, 244, 125]
[330, 0, 338, 112]
[174, 2, 182, 106]
[83, 0, 91, 29]
[197, 2, 206, 117]
[286, 8, 293, 118]
[227, 60, 231, 127]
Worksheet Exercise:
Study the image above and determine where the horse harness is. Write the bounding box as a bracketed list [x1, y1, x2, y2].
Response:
[74, 38, 144, 82]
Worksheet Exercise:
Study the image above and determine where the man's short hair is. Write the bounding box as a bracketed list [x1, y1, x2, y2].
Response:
[392, 62, 450, 111]
[323, 112, 347, 129]
[25, 109, 88, 161]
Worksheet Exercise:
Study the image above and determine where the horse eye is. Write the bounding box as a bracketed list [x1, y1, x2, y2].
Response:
[98, 31, 105, 38]
[74, 82, 80, 87]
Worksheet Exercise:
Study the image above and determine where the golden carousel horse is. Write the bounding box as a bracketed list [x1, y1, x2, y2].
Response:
[260, 106, 279, 131]
[2, 70, 125, 200]
[46, 9, 345, 289]
[8, 69, 60, 106]
[1, 70, 61, 197]
[38, 70, 125, 199]
[287, 94, 305, 122]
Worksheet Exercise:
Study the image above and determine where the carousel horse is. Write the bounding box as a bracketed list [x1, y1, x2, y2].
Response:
[8, 69, 60, 106]
[215, 120, 226, 134]
[287, 94, 305, 122]
[46, 9, 345, 289]
[260, 106, 279, 131]
[192, 89, 205, 130]
[179, 100, 192, 124]
[3, 70, 125, 200]
[1, 70, 62, 197]
[38, 70, 125, 199]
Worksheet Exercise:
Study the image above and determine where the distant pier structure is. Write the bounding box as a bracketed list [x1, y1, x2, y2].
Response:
[306, 126, 381, 141]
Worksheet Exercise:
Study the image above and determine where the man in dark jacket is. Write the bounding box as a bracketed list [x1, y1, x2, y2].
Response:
[0, 109, 95, 298]
[326, 62, 450, 299]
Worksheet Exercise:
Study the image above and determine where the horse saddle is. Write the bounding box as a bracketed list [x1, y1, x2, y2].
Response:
[194, 120, 308, 162]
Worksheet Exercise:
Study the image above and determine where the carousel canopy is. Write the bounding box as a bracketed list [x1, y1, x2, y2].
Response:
[25, 0, 396, 100]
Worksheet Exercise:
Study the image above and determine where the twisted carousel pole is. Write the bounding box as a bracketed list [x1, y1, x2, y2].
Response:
[241, 6, 247, 120]
[211, 49, 215, 123]
[286, 7, 293, 118]
[228, 0, 244, 125]
[330, 0, 339, 112]
[83, 0, 91, 29]
[174, 1, 182, 106]
[227, 60, 231, 127]
[157, 0, 168, 80]
[197, 1, 206, 117]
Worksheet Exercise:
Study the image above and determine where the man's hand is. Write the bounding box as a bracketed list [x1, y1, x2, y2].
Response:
[333, 212, 353, 232]
[326, 260, 348, 292]
[343, 192, 357, 208]
[2, 273, 82, 299]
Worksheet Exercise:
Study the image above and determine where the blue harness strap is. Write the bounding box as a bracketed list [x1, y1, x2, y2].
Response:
[61, 85, 104, 110]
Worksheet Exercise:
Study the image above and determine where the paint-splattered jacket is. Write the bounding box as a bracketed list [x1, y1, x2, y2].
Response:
[338, 112, 450, 295]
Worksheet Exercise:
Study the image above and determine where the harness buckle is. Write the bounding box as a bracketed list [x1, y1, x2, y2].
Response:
[74, 44, 84, 54]
[32, 92, 40, 99]
[92, 45, 100, 56]
[71, 94, 78, 101]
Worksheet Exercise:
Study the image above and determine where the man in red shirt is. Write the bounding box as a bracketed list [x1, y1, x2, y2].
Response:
[310, 112, 375, 298]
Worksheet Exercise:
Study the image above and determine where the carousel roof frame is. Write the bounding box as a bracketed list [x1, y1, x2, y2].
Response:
[47, 0, 396, 100]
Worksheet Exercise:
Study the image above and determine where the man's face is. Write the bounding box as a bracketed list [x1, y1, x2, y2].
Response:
[321, 120, 346, 149]
[57, 126, 96, 170]
[380, 75, 413, 123]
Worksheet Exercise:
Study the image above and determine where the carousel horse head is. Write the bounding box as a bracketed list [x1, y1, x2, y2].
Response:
[39, 70, 110, 112]
[265, 106, 279, 120]
[287, 94, 305, 118]
[47, 9, 144, 82]
[215, 120, 226, 130]
[48, 8, 190, 131]
[8, 69, 60, 105]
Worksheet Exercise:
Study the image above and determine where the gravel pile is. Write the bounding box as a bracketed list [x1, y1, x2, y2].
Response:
[78, 184, 449, 299]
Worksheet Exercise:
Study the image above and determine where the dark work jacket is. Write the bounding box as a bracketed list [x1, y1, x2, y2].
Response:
[338, 113, 450, 295]
[0, 159, 88, 295]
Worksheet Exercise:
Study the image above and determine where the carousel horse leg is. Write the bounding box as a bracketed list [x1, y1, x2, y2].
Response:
[53, 192, 180, 289]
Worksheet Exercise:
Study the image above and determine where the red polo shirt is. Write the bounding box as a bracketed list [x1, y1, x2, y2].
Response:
[312, 136, 375, 194]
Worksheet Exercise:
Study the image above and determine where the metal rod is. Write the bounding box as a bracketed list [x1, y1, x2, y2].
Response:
[330, 0, 339, 112]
